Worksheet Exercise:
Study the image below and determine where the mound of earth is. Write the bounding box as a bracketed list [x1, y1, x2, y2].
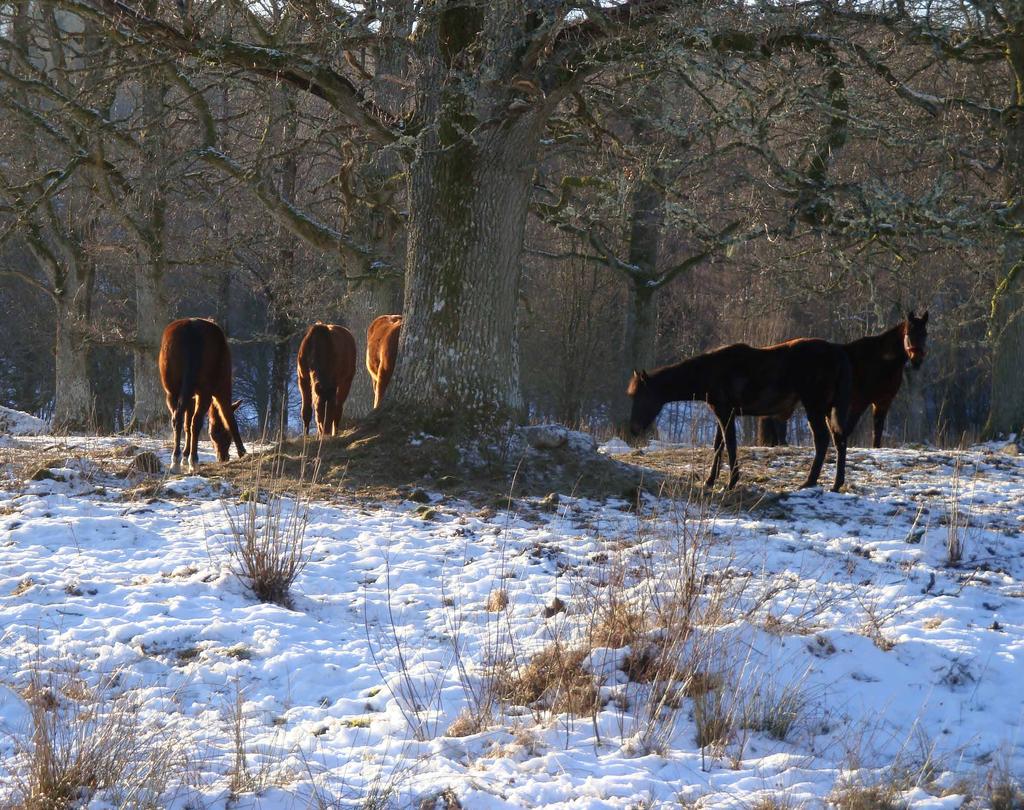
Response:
[232, 422, 658, 504]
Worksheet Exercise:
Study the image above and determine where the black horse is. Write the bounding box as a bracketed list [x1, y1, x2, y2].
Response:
[628, 339, 852, 491]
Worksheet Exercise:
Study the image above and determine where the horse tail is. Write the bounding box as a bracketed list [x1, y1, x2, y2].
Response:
[830, 348, 852, 435]
[176, 326, 202, 416]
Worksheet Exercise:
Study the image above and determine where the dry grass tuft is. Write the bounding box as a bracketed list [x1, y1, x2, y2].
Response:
[829, 775, 909, 810]
[485, 589, 509, 612]
[7, 666, 183, 809]
[498, 643, 601, 716]
[589, 601, 647, 649]
[741, 677, 810, 742]
[984, 755, 1024, 810]
[748, 794, 797, 810]
[445, 710, 483, 738]
[692, 684, 733, 749]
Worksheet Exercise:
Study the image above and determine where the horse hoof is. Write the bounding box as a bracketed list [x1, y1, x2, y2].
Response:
[170, 463, 181, 475]
[799, 481, 818, 490]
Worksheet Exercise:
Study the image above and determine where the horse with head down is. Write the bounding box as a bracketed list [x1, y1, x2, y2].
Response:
[365, 314, 402, 409]
[159, 318, 246, 473]
[628, 338, 851, 492]
[296, 322, 357, 436]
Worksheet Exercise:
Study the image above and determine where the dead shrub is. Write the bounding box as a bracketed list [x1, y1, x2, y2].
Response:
[222, 483, 310, 609]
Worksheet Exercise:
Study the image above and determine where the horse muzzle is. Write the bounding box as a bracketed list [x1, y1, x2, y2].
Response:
[908, 350, 925, 369]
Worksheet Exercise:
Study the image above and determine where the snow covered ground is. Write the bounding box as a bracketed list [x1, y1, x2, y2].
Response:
[1, 432, 1023, 808]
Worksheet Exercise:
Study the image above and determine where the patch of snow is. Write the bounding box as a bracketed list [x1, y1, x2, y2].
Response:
[598, 437, 631, 455]
[0, 437, 1022, 807]
[0, 406, 48, 436]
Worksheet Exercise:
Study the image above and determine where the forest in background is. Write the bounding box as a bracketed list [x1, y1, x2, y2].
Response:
[0, 0, 1017, 445]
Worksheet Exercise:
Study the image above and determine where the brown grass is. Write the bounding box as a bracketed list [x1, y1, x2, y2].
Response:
[828, 780, 908, 810]
[485, 589, 509, 612]
[8, 667, 183, 808]
[498, 643, 601, 716]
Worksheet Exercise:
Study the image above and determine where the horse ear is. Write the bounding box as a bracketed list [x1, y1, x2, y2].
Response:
[231, 399, 242, 411]
[921, 310, 929, 324]
[907, 309, 915, 321]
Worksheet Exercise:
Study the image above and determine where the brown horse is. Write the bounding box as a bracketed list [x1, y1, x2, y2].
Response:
[159, 318, 246, 473]
[628, 339, 851, 491]
[759, 311, 929, 448]
[366, 314, 402, 409]
[297, 322, 357, 436]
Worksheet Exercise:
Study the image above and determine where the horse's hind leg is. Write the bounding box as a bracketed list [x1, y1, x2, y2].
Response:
[705, 423, 725, 489]
[169, 394, 184, 474]
[724, 415, 740, 489]
[801, 411, 830, 489]
[188, 395, 209, 473]
[830, 423, 848, 492]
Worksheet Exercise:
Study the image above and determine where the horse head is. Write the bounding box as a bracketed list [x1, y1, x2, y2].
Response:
[903, 310, 929, 369]
[210, 399, 242, 461]
[627, 369, 663, 436]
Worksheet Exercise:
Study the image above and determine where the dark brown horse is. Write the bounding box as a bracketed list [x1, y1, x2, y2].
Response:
[297, 322, 357, 436]
[159, 318, 246, 473]
[366, 314, 402, 409]
[628, 339, 851, 491]
[759, 311, 929, 448]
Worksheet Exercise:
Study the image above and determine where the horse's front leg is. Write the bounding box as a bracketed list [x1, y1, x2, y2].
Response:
[724, 415, 740, 489]
[705, 422, 725, 489]
[299, 373, 313, 436]
[801, 411, 830, 489]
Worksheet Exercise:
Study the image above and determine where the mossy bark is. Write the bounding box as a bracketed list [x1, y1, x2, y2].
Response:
[385, 4, 543, 429]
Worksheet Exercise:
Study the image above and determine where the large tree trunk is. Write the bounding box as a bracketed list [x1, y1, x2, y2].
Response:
[390, 120, 538, 423]
[129, 30, 170, 433]
[344, 0, 408, 417]
[52, 272, 93, 431]
[386, 7, 542, 425]
[266, 308, 291, 435]
[985, 34, 1024, 439]
[131, 263, 168, 432]
[612, 173, 663, 427]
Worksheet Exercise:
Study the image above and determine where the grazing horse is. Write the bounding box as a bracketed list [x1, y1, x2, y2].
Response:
[365, 314, 402, 409]
[296, 322, 357, 436]
[159, 318, 246, 473]
[758, 311, 929, 448]
[628, 339, 851, 491]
